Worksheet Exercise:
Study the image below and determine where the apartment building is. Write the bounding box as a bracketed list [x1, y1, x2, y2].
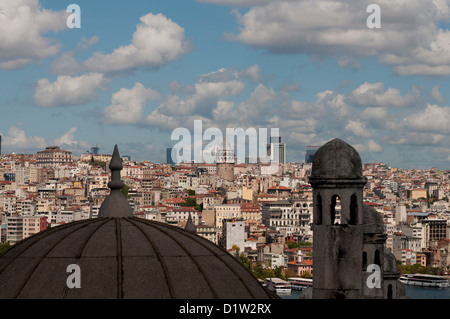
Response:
[220, 218, 246, 251]
[6, 215, 23, 245]
[240, 203, 261, 225]
[261, 200, 304, 237]
[202, 204, 241, 228]
[23, 215, 48, 239]
[167, 207, 199, 225]
[36, 146, 73, 168]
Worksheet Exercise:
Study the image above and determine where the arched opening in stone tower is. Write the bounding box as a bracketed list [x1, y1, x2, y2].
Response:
[330, 195, 341, 225]
[387, 284, 393, 299]
[362, 250, 368, 271]
[374, 249, 381, 266]
[316, 194, 322, 225]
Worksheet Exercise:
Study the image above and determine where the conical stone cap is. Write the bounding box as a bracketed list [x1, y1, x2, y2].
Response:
[98, 145, 132, 217]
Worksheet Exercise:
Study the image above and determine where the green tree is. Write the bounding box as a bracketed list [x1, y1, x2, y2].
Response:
[299, 270, 312, 279]
[239, 254, 252, 272]
[273, 266, 283, 279]
[253, 262, 265, 279]
[284, 268, 297, 279]
[181, 197, 197, 207]
[299, 241, 312, 247]
[121, 184, 131, 199]
[0, 242, 10, 255]
[180, 197, 202, 211]
[285, 240, 298, 249]
[252, 262, 274, 279]
[411, 263, 426, 274]
[90, 157, 106, 169]
[285, 240, 312, 249]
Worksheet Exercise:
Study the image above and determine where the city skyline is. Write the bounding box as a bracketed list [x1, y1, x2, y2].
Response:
[1, 0, 450, 169]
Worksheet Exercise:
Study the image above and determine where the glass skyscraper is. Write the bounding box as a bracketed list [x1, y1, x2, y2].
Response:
[166, 147, 176, 165]
[305, 145, 320, 163]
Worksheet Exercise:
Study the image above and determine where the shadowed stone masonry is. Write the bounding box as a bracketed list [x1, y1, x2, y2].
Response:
[302, 138, 407, 299]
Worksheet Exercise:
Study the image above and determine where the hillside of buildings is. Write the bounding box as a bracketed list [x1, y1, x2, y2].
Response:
[1, 146, 449, 279]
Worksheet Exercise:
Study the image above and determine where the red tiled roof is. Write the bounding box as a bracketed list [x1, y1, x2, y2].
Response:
[268, 186, 291, 190]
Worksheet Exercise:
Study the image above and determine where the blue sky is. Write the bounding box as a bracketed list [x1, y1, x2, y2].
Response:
[1, 0, 450, 169]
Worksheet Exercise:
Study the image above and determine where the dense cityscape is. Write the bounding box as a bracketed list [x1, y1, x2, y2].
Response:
[2, 0, 450, 308]
[1, 138, 449, 293]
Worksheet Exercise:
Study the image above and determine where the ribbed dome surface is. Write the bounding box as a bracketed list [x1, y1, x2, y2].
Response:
[0, 217, 276, 299]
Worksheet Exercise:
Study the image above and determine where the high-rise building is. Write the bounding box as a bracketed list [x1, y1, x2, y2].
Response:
[267, 136, 286, 164]
[305, 145, 320, 163]
[91, 145, 100, 155]
[166, 147, 176, 165]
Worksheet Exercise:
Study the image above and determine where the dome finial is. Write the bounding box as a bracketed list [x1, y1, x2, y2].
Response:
[108, 144, 124, 191]
[98, 144, 133, 218]
[109, 144, 123, 171]
[184, 213, 196, 233]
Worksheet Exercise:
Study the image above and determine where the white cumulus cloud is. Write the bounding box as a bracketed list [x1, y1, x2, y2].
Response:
[33, 73, 110, 107]
[354, 140, 383, 153]
[344, 120, 373, 138]
[101, 82, 161, 125]
[0, 125, 47, 151]
[0, 0, 67, 69]
[404, 104, 450, 133]
[347, 82, 421, 108]
[226, 0, 450, 75]
[82, 13, 191, 74]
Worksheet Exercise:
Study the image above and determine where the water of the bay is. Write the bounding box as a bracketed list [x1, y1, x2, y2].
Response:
[280, 286, 450, 299]
[404, 285, 450, 299]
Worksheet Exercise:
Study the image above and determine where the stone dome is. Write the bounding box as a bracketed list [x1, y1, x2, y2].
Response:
[363, 204, 385, 234]
[0, 217, 275, 299]
[383, 249, 400, 276]
[0, 145, 277, 299]
[310, 138, 364, 181]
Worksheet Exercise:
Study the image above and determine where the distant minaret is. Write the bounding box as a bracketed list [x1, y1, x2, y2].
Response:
[216, 129, 235, 182]
[0, 135, 2, 156]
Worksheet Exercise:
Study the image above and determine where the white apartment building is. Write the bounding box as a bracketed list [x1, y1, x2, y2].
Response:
[36, 146, 73, 168]
[221, 218, 246, 251]
[262, 199, 313, 237]
[6, 215, 23, 245]
[3, 195, 17, 213]
[167, 207, 199, 225]
[202, 204, 241, 228]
